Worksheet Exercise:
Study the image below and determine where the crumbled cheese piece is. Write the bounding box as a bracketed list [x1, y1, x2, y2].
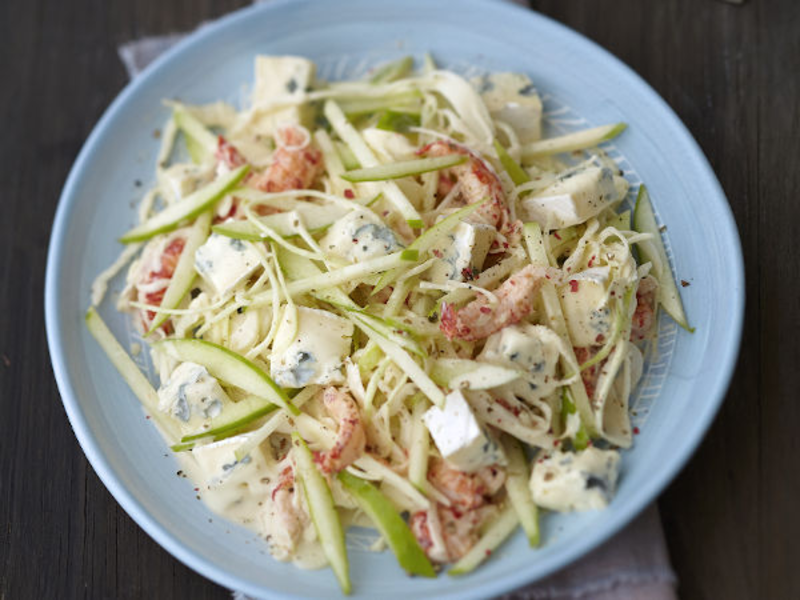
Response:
[479, 324, 562, 400]
[250, 55, 316, 136]
[270, 306, 354, 388]
[475, 72, 543, 143]
[522, 160, 624, 229]
[427, 221, 494, 284]
[423, 390, 505, 472]
[157, 362, 230, 432]
[194, 233, 262, 295]
[319, 208, 403, 263]
[559, 267, 614, 347]
[530, 447, 621, 512]
[191, 433, 272, 514]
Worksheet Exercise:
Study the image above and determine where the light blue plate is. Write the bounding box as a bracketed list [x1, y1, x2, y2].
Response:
[45, 0, 744, 597]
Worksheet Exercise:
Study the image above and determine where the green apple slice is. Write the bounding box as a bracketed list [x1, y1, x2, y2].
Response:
[337, 470, 436, 578]
[521, 123, 626, 159]
[341, 155, 466, 183]
[146, 212, 211, 335]
[493, 140, 530, 186]
[375, 110, 421, 133]
[292, 433, 351, 594]
[448, 504, 519, 575]
[633, 185, 693, 332]
[501, 437, 540, 547]
[179, 394, 278, 443]
[85, 307, 179, 441]
[561, 388, 590, 450]
[120, 165, 248, 243]
[154, 338, 299, 415]
[173, 107, 217, 164]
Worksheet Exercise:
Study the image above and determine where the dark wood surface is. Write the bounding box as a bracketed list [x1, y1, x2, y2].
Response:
[1, 0, 796, 598]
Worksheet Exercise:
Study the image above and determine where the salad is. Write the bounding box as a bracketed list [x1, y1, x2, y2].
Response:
[86, 54, 690, 592]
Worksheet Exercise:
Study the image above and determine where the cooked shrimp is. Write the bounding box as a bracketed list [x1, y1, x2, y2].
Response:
[261, 461, 309, 558]
[215, 126, 323, 219]
[439, 264, 554, 341]
[427, 458, 506, 511]
[630, 276, 658, 342]
[216, 135, 247, 169]
[130, 229, 188, 333]
[418, 140, 509, 231]
[248, 125, 322, 193]
[317, 387, 366, 474]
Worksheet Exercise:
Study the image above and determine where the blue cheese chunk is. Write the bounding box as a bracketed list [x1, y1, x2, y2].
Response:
[530, 447, 621, 512]
[190, 433, 271, 514]
[194, 233, 262, 295]
[270, 306, 354, 388]
[319, 208, 403, 263]
[157, 361, 231, 432]
[474, 72, 543, 143]
[558, 267, 614, 347]
[158, 163, 214, 203]
[427, 221, 494, 284]
[479, 324, 561, 399]
[522, 160, 624, 229]
[423, 390, 505, 472]
[250, 55, 316, 135]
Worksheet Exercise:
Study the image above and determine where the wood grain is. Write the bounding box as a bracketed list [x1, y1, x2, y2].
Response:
[1, 0, 797, 598]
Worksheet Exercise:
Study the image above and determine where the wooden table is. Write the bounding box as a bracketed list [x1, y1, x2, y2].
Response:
[1, 0, 796, 598]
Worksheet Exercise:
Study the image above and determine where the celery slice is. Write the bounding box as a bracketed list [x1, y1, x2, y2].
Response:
[493, 140, 530, 186]
[292, 433, 351, 594]
[337, 470, 436, 578]
[147, 212, 211, 335]
[155, 338, 299, 416]
[502, 437, 540, 546]
[120, 165, 248, 243]
[341, 155, 466, 183]
[448, 504, 519, 575]
[521, 123, 627, 159]
[633, 185, 693, 331]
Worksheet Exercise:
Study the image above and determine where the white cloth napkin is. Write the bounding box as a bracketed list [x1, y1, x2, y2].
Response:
[118, 3, 678, 598]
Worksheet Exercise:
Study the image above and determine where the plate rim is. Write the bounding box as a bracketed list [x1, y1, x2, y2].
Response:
[44, 0, 745, 597]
